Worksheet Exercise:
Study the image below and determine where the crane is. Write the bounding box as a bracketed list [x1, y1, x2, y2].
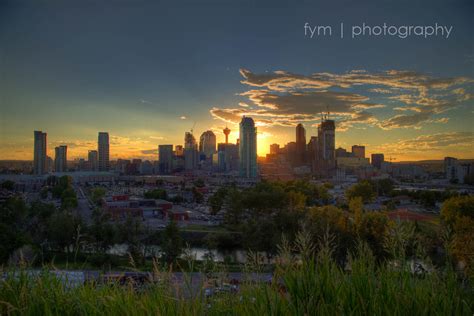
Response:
[190, 121, 196, 135]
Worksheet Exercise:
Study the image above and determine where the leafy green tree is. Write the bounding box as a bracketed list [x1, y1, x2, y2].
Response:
[348, 196, 364, 232]
[307, 206, 354, 263]
[441, 196, 474, 276]
[118, 216, 145, 264]
[144, 188, 167, 200]
[346, 180, 376, 203]
[358, 212, 389, 259]
[223, 188, 244, 226]
[194, 178, 205, 188]
[1, 180, 15, 190]
[0, 197, 29, 263]
[192, 187, 204, 203]
[160, 220, 183, 264]
[440, 195, 474, 228]
[61, 188, 77, 209]
[208, 187, 229, 214]
[91, 187, 106, 205]
[47, 210, 82, 256]
[88, 209, 118, 252]
[39, 187, 49, 199]
[371, 178, 394, 196]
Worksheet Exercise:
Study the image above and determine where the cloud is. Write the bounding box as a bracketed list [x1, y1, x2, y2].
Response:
[141, 149, 157, 155]
[180, 116, 187, 120]
[211, 68, 473, 131]
[371, 132, 474, 158]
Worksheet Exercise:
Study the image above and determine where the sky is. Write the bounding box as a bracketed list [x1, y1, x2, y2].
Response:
[0, 0, 473, 161]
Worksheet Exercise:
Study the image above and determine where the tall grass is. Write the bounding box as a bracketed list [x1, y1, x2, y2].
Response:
[1, 229, 472, 316]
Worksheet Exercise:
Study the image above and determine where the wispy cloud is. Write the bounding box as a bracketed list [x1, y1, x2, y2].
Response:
[210, 68, 473, 131]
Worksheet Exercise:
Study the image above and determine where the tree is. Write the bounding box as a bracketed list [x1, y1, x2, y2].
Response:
[0, 197, 29, 263]
[47, 210, 82, 256]
[208, 187, 229, 214]
[348, 197, 364, 232]
[194, 178, 205, 188]
[346, 181, 376, 203]
[441, 196, 474, 277]
[358, 212, 389, 259]
[440, 196, 474, 228]
[1, 180, 15, 191]
[307, 206, 354, 263]
[91, 187, 106, 205]
[192, 187, 204, 203]
[371, 178, 394, 196]
[88, 209, 117, 252]
[223, 188, 244, 226]
[118, 216, 145, 264]
[144, 188, 167, 200]
[160, 220, 183, 264]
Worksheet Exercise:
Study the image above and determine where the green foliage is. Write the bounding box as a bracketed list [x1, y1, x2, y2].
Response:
[306, 206, 354, 263]
[144, 188, 167, 200]
[194, 178, 205, 188]
[1, 234, 472, 316]
[1, 180, 15, 190]
[208, 187, 229, 214]
[346, 180, 376, 203]
[47, 210, 83, 255]
[192, 187, 204, 203]
[0, 198, 29, 263]
[358, 212, 389, 259]
[88, 209, 118, 252]
[370, 178, 394, 196]
[441, 196, 474, 277]
[160, 220, 183, 264]
[441, 195, 474, 228]
[90, 187, 106, 205]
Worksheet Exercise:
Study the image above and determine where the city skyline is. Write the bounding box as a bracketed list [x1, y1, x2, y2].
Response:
[1, 0, 473, 161]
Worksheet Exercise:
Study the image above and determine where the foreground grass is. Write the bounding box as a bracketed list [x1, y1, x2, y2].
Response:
[1, 236, 473, 315]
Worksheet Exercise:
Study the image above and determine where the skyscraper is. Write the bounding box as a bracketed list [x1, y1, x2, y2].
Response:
[371, 153, 384, 169]
[270, 143, 280, 154]
[98, 132, 110, 171]
[239, 116, 257, 178]
[316, 118, 336, 176]
[54, 145, 67, 172]
[199, 130, 217, 158]
[159, 144, 174, 174]
[308, 136, 318, 173]
[352, 145, 366, 158]
[184, 132, 198, 170]
[88, 150, 98, 171]
[296, 123, 307, 165]
[33, 130, 47, 175]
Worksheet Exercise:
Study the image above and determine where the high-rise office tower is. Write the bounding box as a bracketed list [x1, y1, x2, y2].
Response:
[159, 145, 174, 174]
[371, 153, 384, 169]
[33, 131, 47, 175]
[184, 132, 198, 170]
[316, 118, 336, 176]
[270, 143, 280, 155]
[239, 116, 257, 178]
[175, 145, 184, 157]
[199, 131, 216, 159]
[296, 123, 307, 165]
[54, 145, 67, 172]
[308, 136, 318, 173]
[98, 132, 110, 171]
[352, 145, 366, 158]
[88, 150, 98, 171]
